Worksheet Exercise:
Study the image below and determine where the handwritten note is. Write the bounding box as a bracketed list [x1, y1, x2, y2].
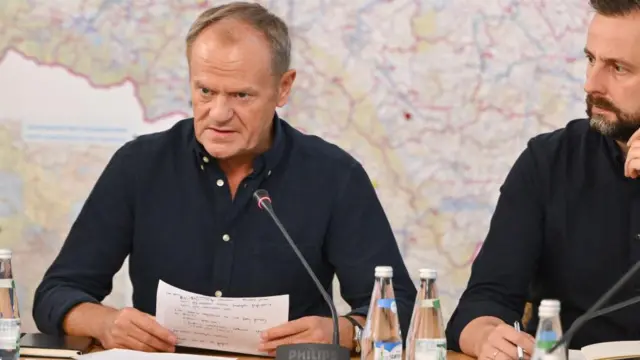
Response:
[155, 280, 289, 356]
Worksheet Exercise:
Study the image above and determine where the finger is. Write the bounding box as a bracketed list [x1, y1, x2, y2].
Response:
[261, 318, 309, 341]
[626, 159, 640, 178]
[627, 128, 640, 147]
[119, 334, 158, 353]
[500, 327, 535, 354]
[259, 331, 309, 352]
[130, 311, 177, 346]
[495, 349, 515, 360]
[129, 323, 176, 352]
[627, 147, 640, 159]
[489, 336, 519, 360]
[481, 347, 502, 360]
[625, 146, 640, 177]
[110, 326, 156, 353]
[521, 334, 534, 356]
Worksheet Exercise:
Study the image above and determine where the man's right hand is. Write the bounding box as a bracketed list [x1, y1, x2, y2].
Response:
[98, 307, 177, 352]
[476, 323, 535, 360]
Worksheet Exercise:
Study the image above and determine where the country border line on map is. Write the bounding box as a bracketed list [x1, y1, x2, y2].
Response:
[0, 48, 190, 124]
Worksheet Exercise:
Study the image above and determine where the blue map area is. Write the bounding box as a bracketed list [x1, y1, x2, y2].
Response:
[0, 171, 22, 217]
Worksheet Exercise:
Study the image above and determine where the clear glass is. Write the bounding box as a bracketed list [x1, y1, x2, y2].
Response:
[361, 274, 402, 360]
[532, 315, 566, 360]
[406, 276, 446, 360]
[0, 255, 20, 360]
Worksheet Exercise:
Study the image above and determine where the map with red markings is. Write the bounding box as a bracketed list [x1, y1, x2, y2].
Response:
[0, 0, 592, 331]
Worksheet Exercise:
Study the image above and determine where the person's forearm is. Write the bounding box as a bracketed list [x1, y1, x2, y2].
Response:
[459, 316, 505, 356]
[62, 302, 117, 340]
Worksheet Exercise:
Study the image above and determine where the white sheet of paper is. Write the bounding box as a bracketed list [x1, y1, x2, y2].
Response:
[155, 280, 289, 356]
[77, 348, 235, 360]
[568, 349, 587, 360]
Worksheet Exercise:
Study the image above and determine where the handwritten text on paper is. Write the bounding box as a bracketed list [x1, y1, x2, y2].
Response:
[155, 280, 289, 356]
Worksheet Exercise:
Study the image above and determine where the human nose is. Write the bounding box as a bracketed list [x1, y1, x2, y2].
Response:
[207, 96, 233, 123]
[584, 63, 607, 95]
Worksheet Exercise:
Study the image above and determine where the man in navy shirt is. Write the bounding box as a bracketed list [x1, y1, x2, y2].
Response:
[33, 2, 415, 355]
[446, 1, 640, 359]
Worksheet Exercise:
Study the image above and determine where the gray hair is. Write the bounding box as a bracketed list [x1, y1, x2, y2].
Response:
[185, 1, 291, 76]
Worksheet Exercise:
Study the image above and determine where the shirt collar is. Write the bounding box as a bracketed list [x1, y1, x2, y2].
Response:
[601, 130, 625, 165]
[190, 112, 286, 175]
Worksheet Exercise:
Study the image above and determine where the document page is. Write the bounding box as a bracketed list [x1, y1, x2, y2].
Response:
[155, 280, 289, 356]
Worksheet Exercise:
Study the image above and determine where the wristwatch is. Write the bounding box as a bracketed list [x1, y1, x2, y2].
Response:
[342, 315, 363, 353]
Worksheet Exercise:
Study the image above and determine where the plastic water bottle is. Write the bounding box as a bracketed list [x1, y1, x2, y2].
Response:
[360, 266, 402, 360]
[406, 269, 446, 360]
[532, 299, 566, 360]
[0, 249, 20, 360]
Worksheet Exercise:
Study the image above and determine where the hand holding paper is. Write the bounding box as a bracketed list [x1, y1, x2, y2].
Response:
[155, 280, 289, 356]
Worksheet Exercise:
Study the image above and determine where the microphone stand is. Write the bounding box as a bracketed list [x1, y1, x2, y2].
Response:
[254, 189, 351, 360]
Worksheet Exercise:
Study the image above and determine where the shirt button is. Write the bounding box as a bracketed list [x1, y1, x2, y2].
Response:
[200, 165, 204, 171]
[267, 170, 272, 176]
[222, 234, 230, 242]
[216, 179, 224, 187]
[203, 156, 209, 163]
[215, 290, 222, 297]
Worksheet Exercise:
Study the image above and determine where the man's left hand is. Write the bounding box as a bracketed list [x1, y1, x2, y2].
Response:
[626, 128, 640, 178]
[258, 316, 352, 356]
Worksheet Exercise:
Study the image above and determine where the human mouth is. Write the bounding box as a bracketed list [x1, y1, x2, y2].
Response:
[591, 106, 613, 115]
[207, 127, 236, 136]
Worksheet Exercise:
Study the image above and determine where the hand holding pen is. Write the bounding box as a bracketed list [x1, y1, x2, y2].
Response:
[476, 320, 534, 360]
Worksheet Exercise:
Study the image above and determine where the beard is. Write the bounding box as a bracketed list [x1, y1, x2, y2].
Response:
[587, 94, 640, 143]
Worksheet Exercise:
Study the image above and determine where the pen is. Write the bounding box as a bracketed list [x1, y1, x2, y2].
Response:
[514, 321, 524, 360]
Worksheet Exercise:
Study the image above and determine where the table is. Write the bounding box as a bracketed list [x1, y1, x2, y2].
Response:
[19, 346, 474, 360]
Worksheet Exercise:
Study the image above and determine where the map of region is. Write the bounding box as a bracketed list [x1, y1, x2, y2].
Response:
[0, 0, 592, 333]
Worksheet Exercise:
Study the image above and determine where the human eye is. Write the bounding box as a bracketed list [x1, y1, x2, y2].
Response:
[613, 63, 627, 74]
[585, 53, 595, 65]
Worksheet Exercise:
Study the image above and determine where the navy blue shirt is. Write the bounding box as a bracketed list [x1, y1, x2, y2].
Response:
[33, 114, 416, 339]
[446, 119, 640, 350]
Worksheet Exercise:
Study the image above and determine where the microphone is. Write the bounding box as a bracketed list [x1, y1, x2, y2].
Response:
[548, 260, 640, 354]
[253, 189, 350, 360]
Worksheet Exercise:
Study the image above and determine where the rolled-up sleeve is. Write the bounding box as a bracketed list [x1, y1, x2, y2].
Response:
[324, 162, 417, 337]
[33, 143, 136, 335]
[445, 141, 545, 351]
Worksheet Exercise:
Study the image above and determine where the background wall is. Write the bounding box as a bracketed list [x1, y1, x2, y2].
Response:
[0, 0, 592, 332]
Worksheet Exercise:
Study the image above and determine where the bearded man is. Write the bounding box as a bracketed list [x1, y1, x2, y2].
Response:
[445, 0, 640, 359]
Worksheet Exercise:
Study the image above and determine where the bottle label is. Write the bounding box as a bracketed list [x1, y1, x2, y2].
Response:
[420, 299, 441, 309]
[0, 319, 20, 349]
[377, 299, 398, 313]
[415, 338, 447, 360]
[374, 341, 402, 360]
[535, 330, 558, 350]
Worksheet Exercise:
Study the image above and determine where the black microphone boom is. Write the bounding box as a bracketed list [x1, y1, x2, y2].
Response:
[253, 189, 350, 360]
[548, 260, 640, 354]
